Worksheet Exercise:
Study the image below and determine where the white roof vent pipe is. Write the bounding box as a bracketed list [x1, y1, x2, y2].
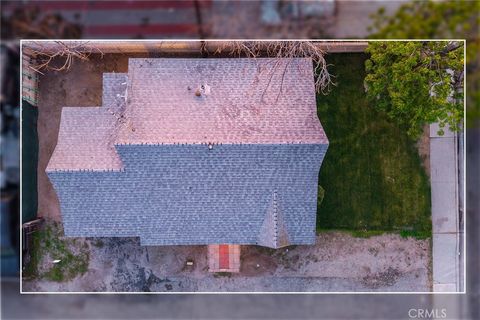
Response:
[201, 84, 211, 96]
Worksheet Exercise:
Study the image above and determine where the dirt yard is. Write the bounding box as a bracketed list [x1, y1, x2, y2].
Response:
[22, 221, 431, 292]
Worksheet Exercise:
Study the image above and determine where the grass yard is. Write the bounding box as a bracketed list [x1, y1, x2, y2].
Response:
[316, 53, 431, 236]
[23, 221, 89, 282]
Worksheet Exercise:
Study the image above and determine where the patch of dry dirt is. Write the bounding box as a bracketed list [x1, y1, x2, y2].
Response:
[240, 246, 278, 276]
[361, 266, 402, 289]
[22, 226, 431, 292]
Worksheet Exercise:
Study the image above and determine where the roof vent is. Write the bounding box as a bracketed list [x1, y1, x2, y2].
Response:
[201, 84, 211, 96]
[208, 143, 213, 150]
[194, 84, 211, 97]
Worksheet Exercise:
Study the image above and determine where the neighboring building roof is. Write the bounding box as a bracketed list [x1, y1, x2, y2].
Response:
[47, 58, 329, 249]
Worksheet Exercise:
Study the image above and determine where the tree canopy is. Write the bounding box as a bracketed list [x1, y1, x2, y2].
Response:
[365, 41, 464, 138]
[367, 0, 478, 129]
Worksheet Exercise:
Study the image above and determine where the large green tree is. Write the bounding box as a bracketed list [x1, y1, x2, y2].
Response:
[367, 0, 479, 130]
[365, 41, 464, 138]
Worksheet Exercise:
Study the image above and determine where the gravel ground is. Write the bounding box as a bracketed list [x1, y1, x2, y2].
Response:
[22, 226, 431, 293]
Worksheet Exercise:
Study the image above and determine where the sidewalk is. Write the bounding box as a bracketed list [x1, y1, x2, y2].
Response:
[430, 123, 464, 292]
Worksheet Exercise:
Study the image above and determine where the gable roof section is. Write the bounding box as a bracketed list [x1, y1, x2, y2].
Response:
[46, 73, 127, 172]
[46, 107, 123, 171]
[258, 190, 291, 248]
[117, 58, 327, 145]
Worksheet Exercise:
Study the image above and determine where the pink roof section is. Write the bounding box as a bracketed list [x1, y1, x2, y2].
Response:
[47, 107, 123, 171]
[117, 58, 328, 145]
[47, 58, 328, 172]
[47, 73, 127, 172]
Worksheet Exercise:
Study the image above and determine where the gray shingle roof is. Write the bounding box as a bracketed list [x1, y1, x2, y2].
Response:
[46, 58, 329, 249]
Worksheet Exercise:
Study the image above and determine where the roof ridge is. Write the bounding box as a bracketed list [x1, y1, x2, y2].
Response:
[46, 168, 125, 173]
[257, 189, 291, 249]
[272, 190, 278, 246]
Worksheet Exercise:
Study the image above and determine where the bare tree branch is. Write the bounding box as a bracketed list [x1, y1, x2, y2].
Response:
[27, 41, 101, 74]
[213, 41, 335, 94]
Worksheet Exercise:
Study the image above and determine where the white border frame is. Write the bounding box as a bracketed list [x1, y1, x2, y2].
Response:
[19, 39, 467, 295]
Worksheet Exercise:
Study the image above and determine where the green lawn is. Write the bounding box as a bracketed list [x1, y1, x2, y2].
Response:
[316, 53, 431, 236]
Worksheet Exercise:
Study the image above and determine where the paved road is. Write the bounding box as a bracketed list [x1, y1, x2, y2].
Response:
[0, 279, 433, 320]
[464, 127, 480, 319]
